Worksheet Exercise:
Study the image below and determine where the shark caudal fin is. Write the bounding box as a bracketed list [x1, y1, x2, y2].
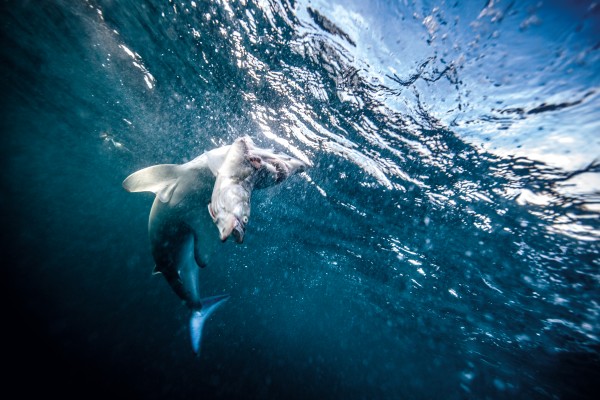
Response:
[189, 294, 230, 356]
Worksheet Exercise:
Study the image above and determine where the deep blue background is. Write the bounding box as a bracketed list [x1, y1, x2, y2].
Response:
[2, 0, 599, 398]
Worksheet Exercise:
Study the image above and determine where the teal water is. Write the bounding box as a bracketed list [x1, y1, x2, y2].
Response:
[2, 0, 599, 398]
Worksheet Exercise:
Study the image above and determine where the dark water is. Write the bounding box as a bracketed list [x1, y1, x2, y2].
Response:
[2, 0, 599, 398]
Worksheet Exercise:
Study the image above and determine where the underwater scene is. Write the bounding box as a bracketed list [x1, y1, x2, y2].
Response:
[2, 0, 599, 398]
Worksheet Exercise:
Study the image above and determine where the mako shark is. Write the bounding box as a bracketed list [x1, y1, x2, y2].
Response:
[123, 137, 307, 355]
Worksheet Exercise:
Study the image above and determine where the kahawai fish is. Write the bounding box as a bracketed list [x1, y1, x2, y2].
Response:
[208, 136, 307, 243]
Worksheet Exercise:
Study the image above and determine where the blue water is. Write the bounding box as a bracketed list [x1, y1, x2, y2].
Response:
[2, 0, 599, 398]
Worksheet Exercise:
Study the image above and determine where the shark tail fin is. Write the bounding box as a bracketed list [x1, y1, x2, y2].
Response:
[189, 294, 230, 356]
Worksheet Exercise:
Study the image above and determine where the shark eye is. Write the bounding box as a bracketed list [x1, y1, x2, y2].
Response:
[242, 216, 248, 224]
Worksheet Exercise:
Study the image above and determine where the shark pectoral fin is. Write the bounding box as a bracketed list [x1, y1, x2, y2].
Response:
[189, 294, 230, 356]
[156, 179, 178, 203]
[122, 164, 182, 203]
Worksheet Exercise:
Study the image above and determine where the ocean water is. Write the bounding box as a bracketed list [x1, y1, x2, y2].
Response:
[2, 0, 599, 398]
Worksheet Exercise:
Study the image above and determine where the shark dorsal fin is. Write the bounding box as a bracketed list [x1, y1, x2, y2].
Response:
[122, 164, 181, 203]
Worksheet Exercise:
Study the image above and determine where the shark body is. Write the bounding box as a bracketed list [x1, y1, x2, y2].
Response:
[123, 137, 307, 354]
